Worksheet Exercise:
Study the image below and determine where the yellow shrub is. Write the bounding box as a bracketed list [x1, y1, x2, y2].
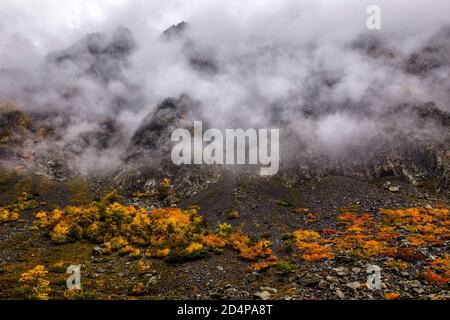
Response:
[31, 194, 277, 262]
[19, 265, 51, 300]
[0, 208, 19, 223]
[185, 242, 204, 254]
[50, 221, 71, 243]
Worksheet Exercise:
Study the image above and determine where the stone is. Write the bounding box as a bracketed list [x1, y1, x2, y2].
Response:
[346, 281, 361, 290]
[333, 267, 348, 277]
[297, 274, 321, 287]
[254, 291, 271, 300]
[260, 286, 277, 294]
[336, 289, 345, 299]
[352, 267, 361, 273]
[408, 280, 422, 288]
[92, 246, 103, 256]
[388, 186, 400, 192]
[147, 276, 158, 285]
[318, 280, 329, 289]
[413, 287, 425, 294]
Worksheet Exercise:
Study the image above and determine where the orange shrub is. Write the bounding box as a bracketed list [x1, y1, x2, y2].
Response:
[201, 234, 227, 249]
[238, 239, 273, 261]
[384, 292, 401, 300]
[292, 230, 334, 261]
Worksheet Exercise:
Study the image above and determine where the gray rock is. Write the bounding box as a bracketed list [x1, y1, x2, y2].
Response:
[333, 267, 348, 277]
[92, 246, 103, 256]
[413, 287, 425, 294]
[388, 186, 400, 192]
[336, 289, 345, 299]
[408, 280, 422, 288]
[260, 286, 277, 294]
[254, 291, 272, 300]
[297, 274, 322, 287]
[346, 281, 361, 290]
[318, 280, 329, 289]
[146, 276, 158, 286]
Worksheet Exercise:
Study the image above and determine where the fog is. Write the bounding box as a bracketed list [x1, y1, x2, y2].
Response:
[0, 0, 449, 175]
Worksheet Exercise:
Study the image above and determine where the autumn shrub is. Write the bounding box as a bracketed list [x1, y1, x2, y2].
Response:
[203, 224, 275, 261]
[332, 212, 388, 258]
[157, 178, 174, 200]
[49, 260, 66, 273]
[0, 208, 19, 223]
[14, 192, 40, 211]
[385, 260, 409, 270]
[283, 206, 448, 268]
[387, 247, 424, 262]
[384, 292, 401, 300]
[33, 192, 208, 259]
[201, 234, 227, 251]
[291, 230, 334, 261]
[185, 242, 205, 256]
[1, 192, 40, 224]
[32, 193, 277, 264]
[228, 210, 239, 219]
[380, 207, 449, 247]
[421, 255, 450, 286]
[249, 259, 278, 272]
[63, 288, 97, 300]
[18, 265, 51, 300]
[332, 207, 449, 259]
[135, 260, 152, 273]
[237, 239, 273, 261]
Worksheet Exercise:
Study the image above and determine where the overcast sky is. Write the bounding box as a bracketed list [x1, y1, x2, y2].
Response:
[2, 0, 450, 48]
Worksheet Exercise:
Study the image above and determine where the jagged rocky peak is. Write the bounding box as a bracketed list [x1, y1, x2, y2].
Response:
[406, 25, 450, 75]
[162, 21, 189, 40]
[115, 94, 222, 195]
[350, 33, 396, 59]
[130, 95, 201, 153]
[47, 26, 136, 82]
[48, 26, 136, 63]
[106, 26, 137, 58]
[162, 21, 219, 75]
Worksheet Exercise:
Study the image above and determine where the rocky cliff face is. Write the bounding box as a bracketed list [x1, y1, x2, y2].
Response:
[0, 24, 449, 198]
[117, 94, 449, 197]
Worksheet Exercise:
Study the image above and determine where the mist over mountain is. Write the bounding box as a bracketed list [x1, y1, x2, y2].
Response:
[0, 0, 449, 193]
[2, 1, 450, 302]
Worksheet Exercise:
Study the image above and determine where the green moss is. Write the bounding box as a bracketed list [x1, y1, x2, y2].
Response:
[35, 176, 55, 197]
[282, 233, 295, 240]
[274, 199, 292, 207]
[276, 261, 297, 275]
[0, 170, 33, 205]
[66, 176, 95, 205]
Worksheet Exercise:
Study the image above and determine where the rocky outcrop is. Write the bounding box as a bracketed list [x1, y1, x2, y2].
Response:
[117, 93, 450, 197]
[48, 26, 136, 83]
[406, 26, 450, 75]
